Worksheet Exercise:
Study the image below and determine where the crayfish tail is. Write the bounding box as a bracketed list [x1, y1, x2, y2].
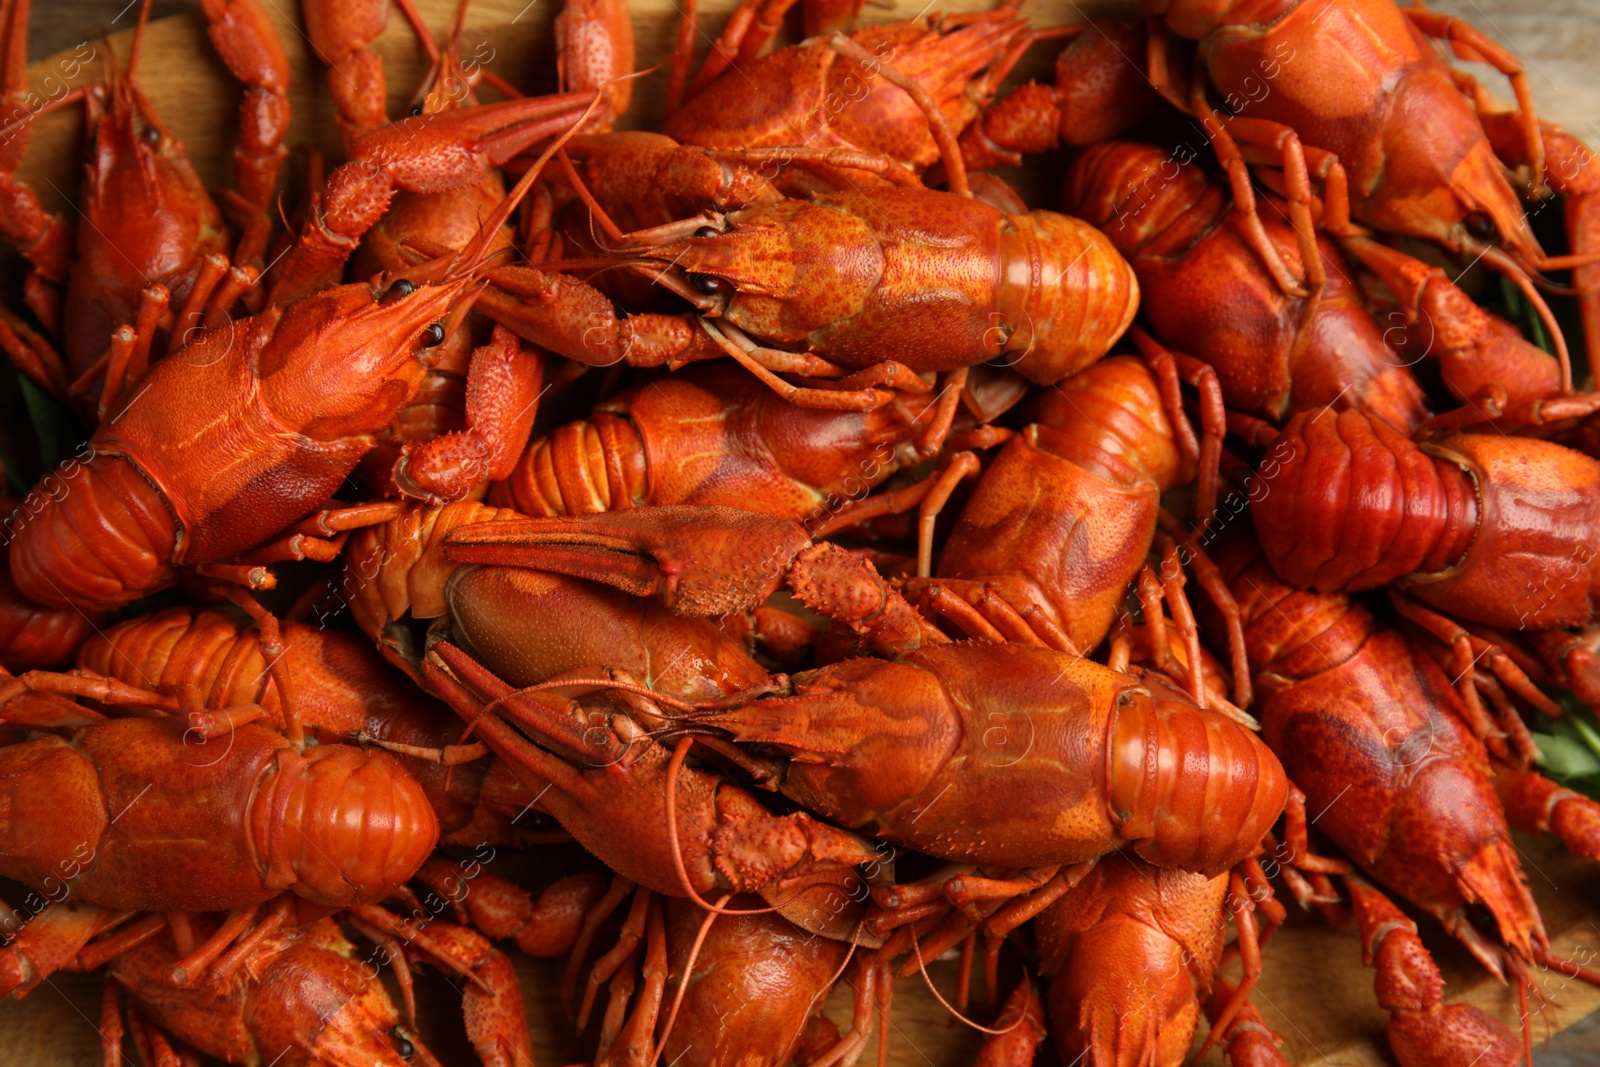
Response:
[1109, 689, 1289, 876]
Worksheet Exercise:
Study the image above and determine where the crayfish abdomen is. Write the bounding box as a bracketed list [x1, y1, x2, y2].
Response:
[488, 362, 933, 520]
[650, 186, 1139, 385]
[109, 916, 425, 1067]
[904, 355, 1184, 653]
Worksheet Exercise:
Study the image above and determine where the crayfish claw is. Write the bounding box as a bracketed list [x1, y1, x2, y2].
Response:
[443, 505, 811, 616]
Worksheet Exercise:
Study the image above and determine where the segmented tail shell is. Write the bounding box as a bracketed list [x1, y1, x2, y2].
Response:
[1107, 686, 1287, 875]
[1029, 354, 1190, 492]
[7, 454, 178, 612]
[0, 560, 102, 670]
[251, 745, 438, 908]
[1000, 210, 1139, 385]
[1255, 409, 1600, 628]
[1250, 408, 1477, 592]
[78, 607, 272, 708]
[1061, 138, 1219, 261]
[488, 413, 645, 516]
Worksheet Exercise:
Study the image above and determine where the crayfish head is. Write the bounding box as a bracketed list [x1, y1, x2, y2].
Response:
[999, 210, 1139, 384]
[65, 47, 227, 367]
[637, 200, 877, 330]
[82, 73, 219, 233]
[634, 217, 783, 309]
[1045, 915, 1205, 1067]
[244, 931, 425, 1067]
[252, 277, 476, 437]
[1365, 84, 1543, 270]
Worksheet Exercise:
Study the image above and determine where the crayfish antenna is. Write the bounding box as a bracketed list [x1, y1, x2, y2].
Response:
[403, 0, 452, 106]
[904, 924, 1030, 1038]
[459, 67, 661, 278]
[387, 84, 612, 297]
[123, 0, 154, 82]
[647, 891, 729, 1066]
[1478, 245, 1574, 393]
[661, 736, 782, 920]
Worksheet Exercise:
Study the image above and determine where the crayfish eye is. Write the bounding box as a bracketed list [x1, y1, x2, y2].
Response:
[693, 226, 720, 239]
[140, 124, 160, 146]
[385, 279, 417, 302]
[691, 274, 729, 295]
[409, 104, 425, 117]
[1464, 211, 1496, 241]
[389, 1027, 415, 1060]
[420, 323, 447, 348]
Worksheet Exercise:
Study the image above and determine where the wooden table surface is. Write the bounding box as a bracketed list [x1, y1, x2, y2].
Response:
[3, 1, 1600, 1064]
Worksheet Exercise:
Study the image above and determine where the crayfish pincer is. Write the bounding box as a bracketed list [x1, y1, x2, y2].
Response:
[442, 505, 1289, 877]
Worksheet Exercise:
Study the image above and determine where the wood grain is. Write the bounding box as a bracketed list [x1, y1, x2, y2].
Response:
[1, 1, 1599, 1065]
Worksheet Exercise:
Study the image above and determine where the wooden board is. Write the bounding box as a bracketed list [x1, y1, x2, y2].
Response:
[2, 1, 1600, 1064]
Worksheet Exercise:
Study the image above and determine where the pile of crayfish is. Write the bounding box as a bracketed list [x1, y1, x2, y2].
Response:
[3, 0, 1600, 1062]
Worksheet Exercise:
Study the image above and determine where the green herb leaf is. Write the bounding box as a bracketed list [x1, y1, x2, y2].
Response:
[1534, 732, 1600, 779]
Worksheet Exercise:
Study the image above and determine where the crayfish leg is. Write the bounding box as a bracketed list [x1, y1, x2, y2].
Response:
[1185, 72, 1318, 298]
[99, 977, 124, 1066]
[392, 327, 546, 503]
[1495, 767, 1600, 866]
[1405, 8, 1544, 198]
[974, 975, 1047, 1067]
[167, 904, 258, 986]
[416, 859, 609, 958]
[597, 893, 668, 1067]
[557, 0, 635, 129]
[1477, 106, 1600, 386]
[197, 0, 290, 267]
[1341, 234, 1569, 402]
[560, 873, 635, 1012]
[0, 900, 113, 997]
[301, 0, 392, 141]
[0, 305, 69, 401]
[1349, 879, 1526, 1067]
[0, 0, 73, 331]
[1202, 975, 1290, 1067]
